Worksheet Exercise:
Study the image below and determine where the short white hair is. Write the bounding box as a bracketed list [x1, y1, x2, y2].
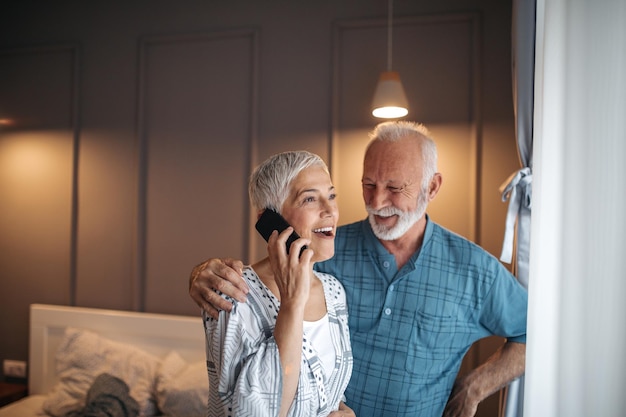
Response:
[249, 150, 329, 212]
[367, 121, 438, 187]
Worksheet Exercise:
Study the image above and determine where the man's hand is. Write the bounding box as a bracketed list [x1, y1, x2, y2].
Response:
[189, 257, 248, 319]
[442, 374, 480, 417]
[443, 341, 525, 417]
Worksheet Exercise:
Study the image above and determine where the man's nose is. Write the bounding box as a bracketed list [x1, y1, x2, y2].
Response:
[368, 187, 388, 210]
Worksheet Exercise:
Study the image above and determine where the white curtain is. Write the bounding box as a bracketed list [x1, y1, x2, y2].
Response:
[525, 0, 626, 416]
[499, 0, 536, 416]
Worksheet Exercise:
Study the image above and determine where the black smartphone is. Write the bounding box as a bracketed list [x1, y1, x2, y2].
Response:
[255, 209, 306, 256]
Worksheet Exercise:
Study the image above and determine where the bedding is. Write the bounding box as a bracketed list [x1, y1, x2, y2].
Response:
[154, 351, 207, 417]
[0, 304, 208, 417]
[0, 396, 46, 416]
[64, 373, 139, 417]
[43, 328, 161, 416]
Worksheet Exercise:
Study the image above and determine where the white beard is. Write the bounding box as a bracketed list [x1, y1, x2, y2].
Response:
[366, 192, 429, 241]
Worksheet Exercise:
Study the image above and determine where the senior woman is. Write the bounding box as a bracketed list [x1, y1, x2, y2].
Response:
[203, 151, 354, 417]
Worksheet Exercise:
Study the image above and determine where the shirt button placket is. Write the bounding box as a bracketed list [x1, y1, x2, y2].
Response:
[383, 284, 396, 317]
[381, 257, 395, 318]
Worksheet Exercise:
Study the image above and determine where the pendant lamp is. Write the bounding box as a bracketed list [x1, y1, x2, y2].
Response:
[371, 0, 409, 119]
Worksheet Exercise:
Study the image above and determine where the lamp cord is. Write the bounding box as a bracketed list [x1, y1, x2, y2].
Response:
[387, 0, 393, 71]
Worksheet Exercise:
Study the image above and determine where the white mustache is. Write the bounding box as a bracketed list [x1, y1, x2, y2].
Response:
[366, 206, 405, 217]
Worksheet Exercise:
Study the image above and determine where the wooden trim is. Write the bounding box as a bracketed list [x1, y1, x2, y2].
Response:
[135, 29, 260, 310]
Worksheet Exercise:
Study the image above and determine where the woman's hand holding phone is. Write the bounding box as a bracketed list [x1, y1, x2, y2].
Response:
[267, 225, 313, 305]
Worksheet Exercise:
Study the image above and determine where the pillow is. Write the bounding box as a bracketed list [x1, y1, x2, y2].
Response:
[42, 328, 161, 417]
[155, 351, 208, 417]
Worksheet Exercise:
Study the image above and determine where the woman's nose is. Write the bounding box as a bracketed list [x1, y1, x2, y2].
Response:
[321, 199, 337, 217]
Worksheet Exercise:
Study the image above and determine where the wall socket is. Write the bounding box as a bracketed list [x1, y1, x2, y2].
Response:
[3, 359, 27, 378]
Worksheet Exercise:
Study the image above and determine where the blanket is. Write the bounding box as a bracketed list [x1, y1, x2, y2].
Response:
[64, 373, 139, 417]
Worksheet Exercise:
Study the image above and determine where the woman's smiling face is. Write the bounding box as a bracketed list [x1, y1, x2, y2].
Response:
[280, 165, 338, 262]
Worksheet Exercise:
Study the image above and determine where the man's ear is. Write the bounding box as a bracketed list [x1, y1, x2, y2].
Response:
[428, 173, 443, 200]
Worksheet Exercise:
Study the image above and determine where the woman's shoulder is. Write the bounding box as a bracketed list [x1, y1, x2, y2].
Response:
[314, 271, 346, 299]
[314, 270, 342, 284]
[205, 267, 278, 338]
[239, 266, 280, 315]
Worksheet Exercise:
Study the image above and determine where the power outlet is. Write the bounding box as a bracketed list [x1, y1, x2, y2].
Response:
[3, 359, 27, 378]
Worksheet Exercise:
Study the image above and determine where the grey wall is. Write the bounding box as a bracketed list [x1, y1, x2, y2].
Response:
[0, 1, 519, 414]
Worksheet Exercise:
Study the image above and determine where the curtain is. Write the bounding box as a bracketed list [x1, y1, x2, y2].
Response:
[525, 1, 626, 415]
[499, 0, 536, 416]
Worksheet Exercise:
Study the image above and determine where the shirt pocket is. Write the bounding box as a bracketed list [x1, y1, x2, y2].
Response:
[405, 310, 472, 376]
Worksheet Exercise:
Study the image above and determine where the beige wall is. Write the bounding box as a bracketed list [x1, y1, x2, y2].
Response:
[0, 1, 518, 414]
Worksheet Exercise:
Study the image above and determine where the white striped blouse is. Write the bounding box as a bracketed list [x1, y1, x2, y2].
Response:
[204, 267, 353, 417]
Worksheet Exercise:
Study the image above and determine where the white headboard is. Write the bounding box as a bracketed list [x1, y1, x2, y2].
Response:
[29, 304, 205, 395]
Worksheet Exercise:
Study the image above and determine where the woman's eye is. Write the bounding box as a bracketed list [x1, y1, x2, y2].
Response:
[304, 196, 316, 203]
[329, 193, 337, 200]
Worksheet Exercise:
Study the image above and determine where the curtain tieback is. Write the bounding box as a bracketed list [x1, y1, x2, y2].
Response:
[499, 167, 532, 264]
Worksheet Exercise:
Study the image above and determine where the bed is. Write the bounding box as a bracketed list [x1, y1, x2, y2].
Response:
[0, 304, 208, 417]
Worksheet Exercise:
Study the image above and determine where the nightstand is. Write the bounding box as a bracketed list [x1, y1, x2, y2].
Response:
[0, 382, 28, 407]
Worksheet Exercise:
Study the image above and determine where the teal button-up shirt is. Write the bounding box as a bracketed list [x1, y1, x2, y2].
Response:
[315, 216, 527, 417]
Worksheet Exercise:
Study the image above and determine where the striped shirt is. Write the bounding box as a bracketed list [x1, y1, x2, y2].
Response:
[315, 216, 528, 417]
[204, 268, 353, 417]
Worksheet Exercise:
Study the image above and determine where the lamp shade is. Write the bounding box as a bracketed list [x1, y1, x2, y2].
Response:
[371, 71, 409, 118]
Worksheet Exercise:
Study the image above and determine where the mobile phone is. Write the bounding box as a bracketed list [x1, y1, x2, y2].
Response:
[255, 209, 306, 256]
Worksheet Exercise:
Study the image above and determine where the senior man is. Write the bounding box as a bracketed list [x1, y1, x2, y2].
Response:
[189, 121, 527, 417]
